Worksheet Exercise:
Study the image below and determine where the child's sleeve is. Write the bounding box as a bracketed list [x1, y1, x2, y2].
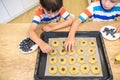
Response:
[78, 3, 94, 22]
[59, 7, 70, 20]
[32, 8, 43, 24]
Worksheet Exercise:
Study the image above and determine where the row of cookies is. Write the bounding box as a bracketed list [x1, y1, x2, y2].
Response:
[49, 47, 96, 56]
[51, 39, 96, 47]
[48, 64, 101, 75]
[49, 55, 98, 65]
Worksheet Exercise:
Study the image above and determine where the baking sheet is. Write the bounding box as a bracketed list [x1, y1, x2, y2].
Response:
[45, 37, 103, 77]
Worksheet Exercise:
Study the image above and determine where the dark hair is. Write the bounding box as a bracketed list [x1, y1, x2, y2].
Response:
[40, 0, 63, 12]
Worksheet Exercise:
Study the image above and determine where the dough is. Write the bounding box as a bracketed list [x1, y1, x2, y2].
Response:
[68, 50, 76, 55]
[62, 40, 65, 46]
[49, 56, 57, 64]
[59, 48, 67, 56]
[48, 65, 57, 74]
[80, 40, 87, 46]
[58, 56, 67, 65]
[69, 65, 79, 75]
[49, 49, 57, 56]
[59, 65, 68, 75]
[68, 56, 76, 65]
[91, 64, 101, 75]
[77, 48, 85, 55]
[88, 48, 96, 55]
[88, 55, 98, 64]
[80, 64, 90, 74]
[51, 40, 60, 47]
[89, 40, 96, 47]
[77, 55, 86, 64]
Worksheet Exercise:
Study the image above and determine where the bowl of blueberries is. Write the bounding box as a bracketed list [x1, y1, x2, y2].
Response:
[100, 25, 120, 40]
[19, 37, 38, 54]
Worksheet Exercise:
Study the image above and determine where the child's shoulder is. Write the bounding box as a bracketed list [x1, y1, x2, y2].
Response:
[59, 7, 66, 12]
[59, 7, 67, 14]
[115, 3, 120, 7]
[35, 7, 44, 16]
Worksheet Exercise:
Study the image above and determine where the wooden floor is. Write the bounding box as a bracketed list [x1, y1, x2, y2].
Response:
[9, 0, 89, 23]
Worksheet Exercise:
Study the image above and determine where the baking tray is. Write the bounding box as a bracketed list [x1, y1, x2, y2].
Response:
[34, 31, 113, 80]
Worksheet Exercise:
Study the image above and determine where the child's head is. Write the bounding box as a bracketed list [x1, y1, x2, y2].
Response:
[101, 0, 120, 10]
[40, 0, 63, 17]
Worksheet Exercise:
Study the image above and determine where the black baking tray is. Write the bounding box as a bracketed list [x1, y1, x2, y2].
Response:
[34, 31, 113, 80]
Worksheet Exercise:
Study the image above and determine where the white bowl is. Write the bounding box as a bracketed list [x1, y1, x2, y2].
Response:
[100, 25, 120, 40]
[19, 37, 38, 54]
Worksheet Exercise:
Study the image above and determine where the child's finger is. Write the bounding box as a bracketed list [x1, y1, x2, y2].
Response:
[71, 44, 74, 51]
[68, 44, 71, 51]
[49, 47, 53, 53]
[117, 28, 120, 32]
[64, 42, 68, 51]
[69, 43, 74, 51]
[44, 48, 49, 53]
[46, 46, 52, 53]
[117, 27, 120, 32]
[41, 49, 46, 53]
[40, 45, 52, 53]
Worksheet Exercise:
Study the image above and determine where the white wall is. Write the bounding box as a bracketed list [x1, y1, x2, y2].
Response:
[0, 0, 39, 23]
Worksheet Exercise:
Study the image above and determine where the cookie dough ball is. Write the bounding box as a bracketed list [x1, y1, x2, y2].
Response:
[68, 50, 76, 55]
[69, 65, 79, 75]
[49, 56, 57, 64]
[68, 56, 76, 65]
[48, 65, 57, 74]
[91, 64, 101, 75]
[88, 48, 96, 55]
[77, 48, 85, 55]
[62, 40, 65, 46]
[51, 40, 60, 47]
[77, 55, 86, 64]
[59, 48, 67, 56]
[80, 40, 88, 46]
[88, 55, 98, 64]
[74, 40, 78, 46]
[49, 49, 57, 56]
[58, 56, 67, 65]
[59, 65, 68, 75]
[89, 40, 96, 47]
[80, 64, 90, 74]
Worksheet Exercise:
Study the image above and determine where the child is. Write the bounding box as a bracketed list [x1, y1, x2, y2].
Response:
[64, 0, 120, 51]
[28, 0, 73, 53]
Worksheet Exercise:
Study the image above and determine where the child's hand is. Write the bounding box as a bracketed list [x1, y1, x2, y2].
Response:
[39, 41, 52, 53]
[117, 27, 120, 33]
[64, 37, 75, 51]
[42, 25, 52, 32]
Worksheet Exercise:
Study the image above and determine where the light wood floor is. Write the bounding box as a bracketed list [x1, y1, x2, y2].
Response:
[9, 0, 89, 23]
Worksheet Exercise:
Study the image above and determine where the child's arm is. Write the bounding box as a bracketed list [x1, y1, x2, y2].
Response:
[28, 23, 52, 53]
[64, 18, 82, 51]
[64, 2, 95, 51]
[42, 16, 73, 32]
[117, 26, 120, 33]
